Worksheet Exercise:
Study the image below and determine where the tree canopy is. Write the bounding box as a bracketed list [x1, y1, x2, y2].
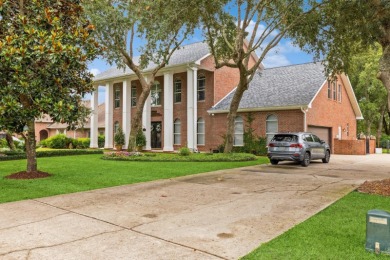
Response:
[291, 0, 390, 116]
[84, 0, 207, 150]
[0, 0, 99, 172]
[201, 0, 325, 152]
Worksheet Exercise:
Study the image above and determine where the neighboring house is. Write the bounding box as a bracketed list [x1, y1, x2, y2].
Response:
[91, 41, 363, 153]
[34, 101, 105, 142]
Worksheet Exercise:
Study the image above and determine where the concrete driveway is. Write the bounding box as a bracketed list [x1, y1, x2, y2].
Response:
[1, 154, 389, 260]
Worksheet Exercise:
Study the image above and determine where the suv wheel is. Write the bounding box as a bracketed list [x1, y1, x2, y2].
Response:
[322, 150, 330, 163]
[301, 152, 310, 167]
[270, 159, 279, 165]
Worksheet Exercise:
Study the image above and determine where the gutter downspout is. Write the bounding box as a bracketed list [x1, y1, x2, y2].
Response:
[301, 106, 309, 132]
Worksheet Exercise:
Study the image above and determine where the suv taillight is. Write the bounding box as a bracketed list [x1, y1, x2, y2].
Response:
[268, 143, 275, 147]
[290, 143, 303, 148]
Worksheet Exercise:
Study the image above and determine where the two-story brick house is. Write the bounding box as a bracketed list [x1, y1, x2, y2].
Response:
[90, 41, 363, 153]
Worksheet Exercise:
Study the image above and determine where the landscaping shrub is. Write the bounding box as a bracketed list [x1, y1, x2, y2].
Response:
[98, 135, 105, 148]
[0, 149, 103, 161]
[76, 138, 90, 149]
[179, 147, 191, 156]
[380, 134, 390, 148]
[43, 134, 70, 149]
[0, 138, 7, 148]
[102, 152, 257, 162]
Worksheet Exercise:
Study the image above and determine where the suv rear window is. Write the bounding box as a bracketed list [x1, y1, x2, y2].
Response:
[271, 135, 298, 142]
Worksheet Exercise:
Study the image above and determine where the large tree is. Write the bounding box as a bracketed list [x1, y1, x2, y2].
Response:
[292, 0, 390, 119]
[84, 0, 207, 150]
[0, 0, 99, 173]
[201, 0, 325, 152]
[349, 46, 388, 141]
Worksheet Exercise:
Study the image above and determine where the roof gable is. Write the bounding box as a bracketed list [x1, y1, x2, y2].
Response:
[94, 42, 210, 82]
[211, 62, 326, 112]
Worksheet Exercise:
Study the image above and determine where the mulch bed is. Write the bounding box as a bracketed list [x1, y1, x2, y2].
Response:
[5, 171, 51, 180]
[357, 179, 390, 197]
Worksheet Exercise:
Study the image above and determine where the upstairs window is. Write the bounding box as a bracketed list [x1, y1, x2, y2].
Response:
[332, 81, 337, 100]
[114, 87, 120, 108]
[131, 85, 137, 107]
[174, 79, 182, 103]
[197, 75, 205, 101]
[327, 81, 332, 99]
[338, 84, 342, 102]
[151, 81, 161, 106]
[234, 116, 244, 146]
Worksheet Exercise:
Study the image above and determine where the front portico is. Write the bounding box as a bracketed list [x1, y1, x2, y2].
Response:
[90, 66, 202, 152]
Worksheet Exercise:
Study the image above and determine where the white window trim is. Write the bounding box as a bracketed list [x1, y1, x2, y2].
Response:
[233, 116, 244, 147]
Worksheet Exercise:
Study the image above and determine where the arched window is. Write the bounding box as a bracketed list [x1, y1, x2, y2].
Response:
[151, 81, 161, 106]
[197, 75, 206, 101]
[197, 118, 205, 145]
[234, 116, 244, 146]
[173, 119, 181, 145]
[114, 121, 120, 135]
[174, 79, 182, 103]
[266, 115, 278, 143]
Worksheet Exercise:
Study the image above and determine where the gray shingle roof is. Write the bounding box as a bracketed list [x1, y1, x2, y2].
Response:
[94, 41, 210, 82]
[211, 62, 326, 111]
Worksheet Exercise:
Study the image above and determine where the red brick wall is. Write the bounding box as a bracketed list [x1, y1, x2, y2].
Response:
[200, 55, 240, 104]
[307, 76, 357, 141]
[333, 139, 376, 155]
[34, 122, 50, 141]
[205, 110, 304, 151]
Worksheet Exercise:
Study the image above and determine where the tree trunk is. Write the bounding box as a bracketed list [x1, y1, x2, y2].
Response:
[378, 44, 390, 115]
[24, 120, 37, 173]
[377, 106, 386, 147]
[384, 115, 390, 135]
[366, 121, 372, 137]
[224, 71, 248, 153]
[5, 133, 16, 151]
[128, 80, 152, 151]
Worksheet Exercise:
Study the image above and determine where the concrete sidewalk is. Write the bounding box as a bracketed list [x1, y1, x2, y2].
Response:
[1, 154, 389, 259]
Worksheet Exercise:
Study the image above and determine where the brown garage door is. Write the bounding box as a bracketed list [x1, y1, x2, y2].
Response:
[308, 126, 331, 148]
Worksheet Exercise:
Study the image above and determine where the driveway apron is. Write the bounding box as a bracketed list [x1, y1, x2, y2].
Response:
[1, 154, 389, 260]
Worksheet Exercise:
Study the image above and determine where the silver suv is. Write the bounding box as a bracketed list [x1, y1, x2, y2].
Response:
[267, 132, 331, 167]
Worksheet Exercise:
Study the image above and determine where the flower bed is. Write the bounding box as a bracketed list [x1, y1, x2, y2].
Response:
[0, 149, 103, 161]
[102, 151, 257, 162]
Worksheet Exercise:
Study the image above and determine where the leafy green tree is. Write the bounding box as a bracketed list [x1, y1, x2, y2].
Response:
[291, 0, 390, 118]
[0, 0, 99, 173]
[349, 46, 388, 143]
[84, 0, 206, 151]
[201, 0, 324, 152]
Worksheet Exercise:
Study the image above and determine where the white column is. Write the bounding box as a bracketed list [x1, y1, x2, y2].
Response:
[192, 68, 198, 151]
[163, 72, 174, 151]
[187, 68, 195, 150]
[122, 79, 131, 149]
[90, 86, 99, 148]
[142, 92, 152, 150]
[104, 82, 113, 148]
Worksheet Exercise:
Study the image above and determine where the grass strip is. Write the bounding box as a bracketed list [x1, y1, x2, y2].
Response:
[0, 154, 268, 203]
[243, 191, 390, 260]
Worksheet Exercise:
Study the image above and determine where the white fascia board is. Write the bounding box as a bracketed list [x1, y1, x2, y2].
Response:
[308, 79, 328, 109]
[340, 73, 364, 119]
[211, 86, 238, 109]
[208, 105, 306, 114]
[195, 53, 212, 65]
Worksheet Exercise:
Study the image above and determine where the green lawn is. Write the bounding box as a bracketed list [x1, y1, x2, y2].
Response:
[0, 154, 268, 204]
[243, 192, 390, 259]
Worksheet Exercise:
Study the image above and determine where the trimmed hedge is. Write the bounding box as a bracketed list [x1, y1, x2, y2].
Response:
[0, 149, 103, 161]
[102, 152, 257, 162]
